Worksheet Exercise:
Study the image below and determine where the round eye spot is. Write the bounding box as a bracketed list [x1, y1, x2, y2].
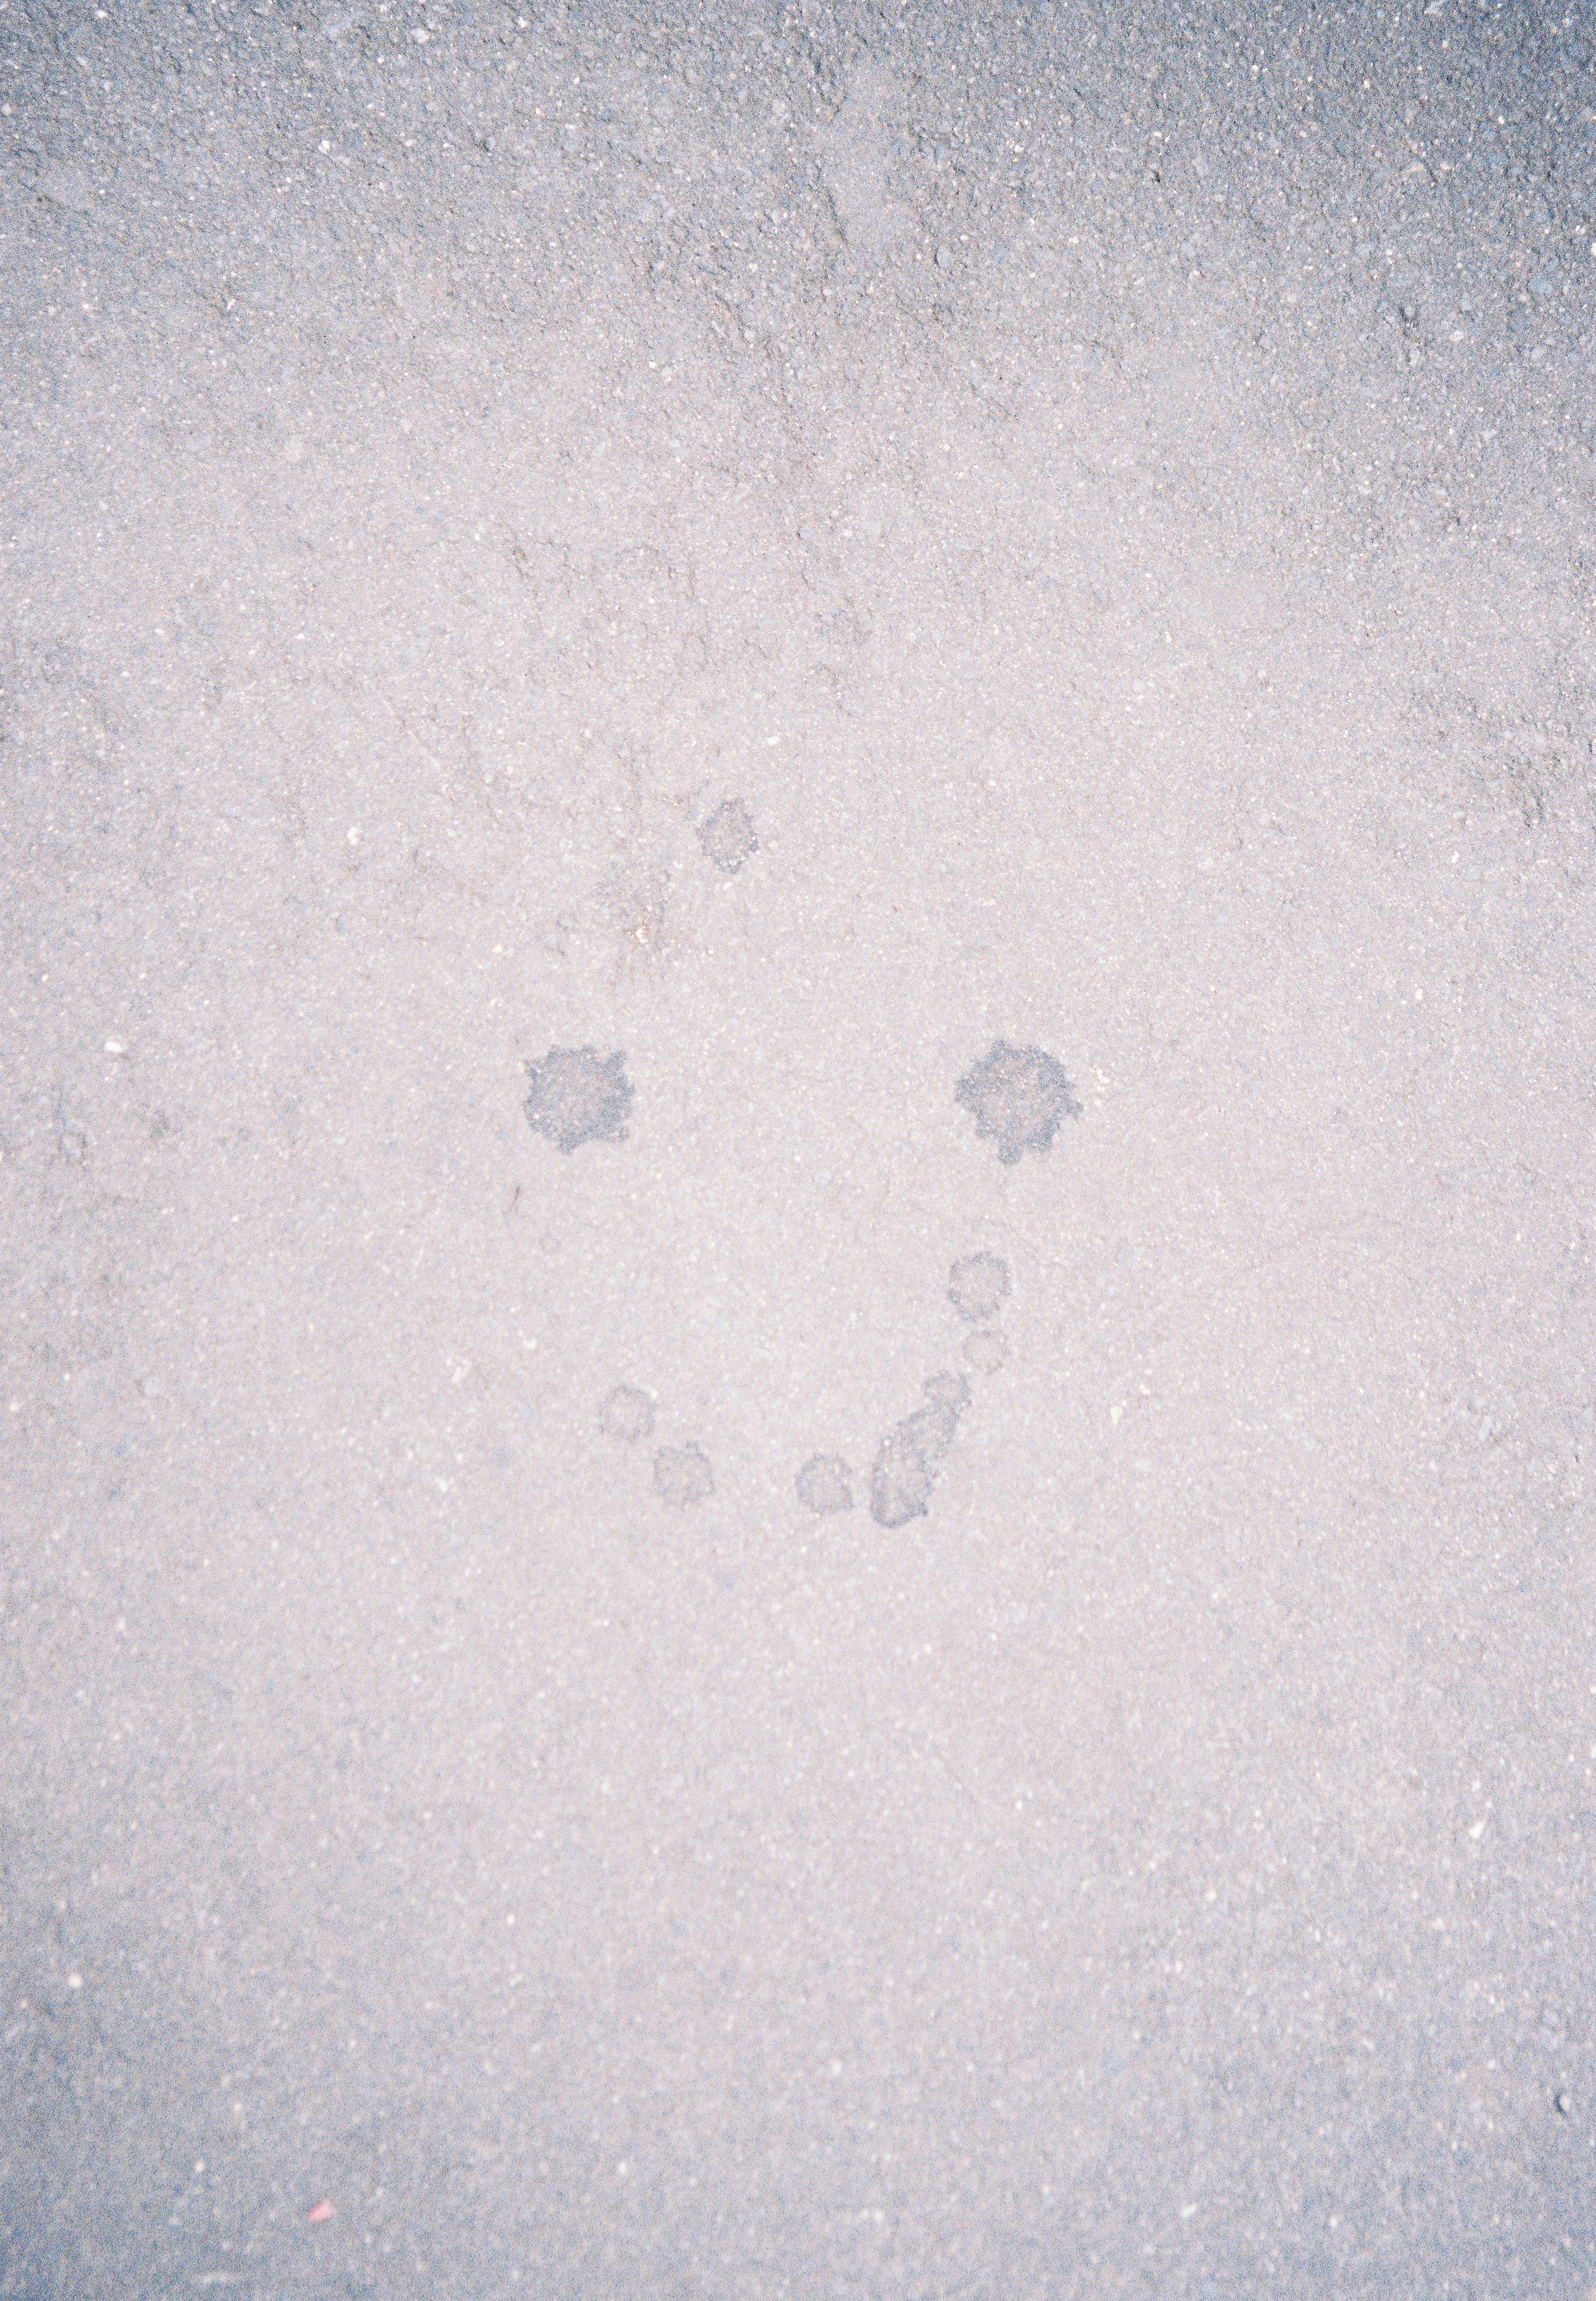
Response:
[525, 1046, 633, 1153]
[956, 1040, 1080, 1165]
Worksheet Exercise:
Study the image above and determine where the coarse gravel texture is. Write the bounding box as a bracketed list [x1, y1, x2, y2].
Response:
[4, 0, 1596, 2295]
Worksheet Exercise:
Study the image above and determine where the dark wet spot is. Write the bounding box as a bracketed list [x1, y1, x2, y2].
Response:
[869, 1375, 971, 1527]
[870, 1423, 936, 1528]
[964, 1328, 1009, 1375]
[598, 1385, 655, 1443]
[525, 1045, 633, 1153]
[898, 1407, 951, 1466]
[653, 1443, 714, 1507]
[795, 1453, 854, 1514]
[948, 1251, 1011, 1323]
[956, 1040, 1080, 1165]
[698, 797, 759, 875]
[920, 1370, 971, 1437]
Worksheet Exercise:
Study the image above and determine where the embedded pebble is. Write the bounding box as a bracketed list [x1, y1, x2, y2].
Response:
[598, 1385, 655, 1443]
[956, 1040, 1080, 1165]
[795, 1453, 854, 1514]
[698, 797, 759, 875]
[653, 1443, 715, 1508]
[525, 1045, 633, 1153]
[964, 1328, 1009, 1375]
[948, 1251, 1011, 1323]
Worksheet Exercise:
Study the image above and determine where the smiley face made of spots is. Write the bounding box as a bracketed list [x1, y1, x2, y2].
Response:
[525, 796, 1081, 1528]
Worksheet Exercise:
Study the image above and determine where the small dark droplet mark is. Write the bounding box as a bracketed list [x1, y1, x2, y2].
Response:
[598, 1385, 655, 1443]
[525, 1046, 633, 1153]
[920, 1371, 971, 1434]
[653, 1443, 714, 1508]
[795, 1454, 854, 1514]
[698, 797, 759, 875]
[948, 1252, 1011, 1323]
[869, 1375, 971, 1527]
[956, 1041, 1080, 1165]
[870, 1423, 936, 1528]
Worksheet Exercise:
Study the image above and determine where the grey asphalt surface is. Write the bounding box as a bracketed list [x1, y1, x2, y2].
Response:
[4, 1, 1596, 2294]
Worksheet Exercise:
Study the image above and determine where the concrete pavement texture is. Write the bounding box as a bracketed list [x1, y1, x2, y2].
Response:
[3, 0, 1596, 2293]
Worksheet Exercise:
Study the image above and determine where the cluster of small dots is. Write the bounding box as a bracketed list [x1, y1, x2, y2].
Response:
[598, 1383, 716, 1508]
[794, 1251, 1014, 1526]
